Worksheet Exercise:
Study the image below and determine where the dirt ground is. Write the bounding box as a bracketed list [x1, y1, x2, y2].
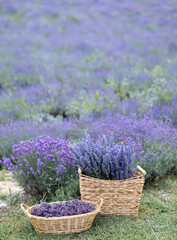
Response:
[0, 170, 23, 194]
[0, 181, 24, 195]
[0, 170, 24, 207]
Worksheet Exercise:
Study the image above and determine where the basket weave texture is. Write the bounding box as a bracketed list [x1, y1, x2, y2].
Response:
[21, 199, 103, 235]
[79, 166, 146, 216]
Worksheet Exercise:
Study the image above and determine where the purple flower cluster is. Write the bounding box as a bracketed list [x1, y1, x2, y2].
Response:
[0, 136, 76, 197]
[149, 93, 177, 127]
[89, 112, 177, 157]
[30, 200, 95, 218]
[72, 133, 136, 180]
[88, 112, 177, 180]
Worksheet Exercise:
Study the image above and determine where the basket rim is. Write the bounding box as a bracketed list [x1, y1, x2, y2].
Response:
[78, 165, 146, 182]
[21, 199, 102, 220]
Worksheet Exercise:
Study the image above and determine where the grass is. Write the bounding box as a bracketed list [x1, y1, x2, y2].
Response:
[0, 176, 177, 240]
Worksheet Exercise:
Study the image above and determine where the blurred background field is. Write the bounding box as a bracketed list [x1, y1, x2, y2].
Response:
[0, 0, 177, 124]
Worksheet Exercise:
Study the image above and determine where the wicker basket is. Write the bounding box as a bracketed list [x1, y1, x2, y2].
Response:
[79, 166, 146, 216]
[21, 199, 103, 235]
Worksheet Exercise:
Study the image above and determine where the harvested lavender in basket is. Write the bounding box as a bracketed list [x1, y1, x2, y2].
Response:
[30, 199, 95, 218]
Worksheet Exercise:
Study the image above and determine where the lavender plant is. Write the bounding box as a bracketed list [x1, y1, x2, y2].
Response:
[30, 200, 95, 218]
[72, 133, 136, 180]
[0, 136, 77, 199]
[88, 113, 177, 181]
[149, 93, 177, 127]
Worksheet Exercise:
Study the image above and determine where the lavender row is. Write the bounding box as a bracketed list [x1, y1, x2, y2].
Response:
[0, 0, 177, 123]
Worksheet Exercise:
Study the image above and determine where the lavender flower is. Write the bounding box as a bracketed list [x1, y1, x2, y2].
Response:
[72, 132, 136, 180]
[30, 200, 95, 218]
[1, 136, 77, 198]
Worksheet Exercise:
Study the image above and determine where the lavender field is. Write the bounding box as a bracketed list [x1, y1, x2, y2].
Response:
[0, 1, 177, 178]
[0, 1, 177, 239]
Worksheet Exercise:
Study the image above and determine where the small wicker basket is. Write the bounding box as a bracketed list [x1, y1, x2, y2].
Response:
[79, 166, 146, 216]
[21, 199, 103, 235]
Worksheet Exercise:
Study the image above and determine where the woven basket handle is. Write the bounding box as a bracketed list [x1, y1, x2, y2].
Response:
[21, 203, 29, 214]
[95, 198, 103, 212]
[78, 168, 82, 175]
[133, 165, 146, 179]
[136, 166, 146, 175]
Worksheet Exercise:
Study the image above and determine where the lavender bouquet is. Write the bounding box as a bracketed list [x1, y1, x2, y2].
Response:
[72, 132, 137, 180]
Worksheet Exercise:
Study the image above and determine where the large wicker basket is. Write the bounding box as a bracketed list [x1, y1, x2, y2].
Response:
[79, 166, 146, 216]
[21, 199, 103, 235]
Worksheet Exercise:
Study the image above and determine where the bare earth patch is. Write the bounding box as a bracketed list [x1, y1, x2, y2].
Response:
[0, 170, 23, 195]
[0, 170, 24, 208]
[0, 181, 24, 195]
[0, 200, 7, 207]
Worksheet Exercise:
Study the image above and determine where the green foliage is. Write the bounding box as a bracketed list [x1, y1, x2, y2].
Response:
[82, 54, 104, 63]
[104, 78, 131, 101]
[95, 91, 100, 100]
[151, 65, 163, 78]
[51, 177, 80, 202]
[6, 192, 21, 206]
[157, 89, 173, 102]
[0, 193, 6, 201]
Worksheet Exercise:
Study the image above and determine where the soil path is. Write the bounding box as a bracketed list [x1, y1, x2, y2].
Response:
[0, 170, 23, 194]
[0, 170, 24, 207]
[0, 181, 24, 195]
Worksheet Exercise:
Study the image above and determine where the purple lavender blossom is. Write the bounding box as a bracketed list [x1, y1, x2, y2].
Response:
[30, 200, 95, 218]
[1, 136, 76, 197]
[72, 132, 136, 180]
